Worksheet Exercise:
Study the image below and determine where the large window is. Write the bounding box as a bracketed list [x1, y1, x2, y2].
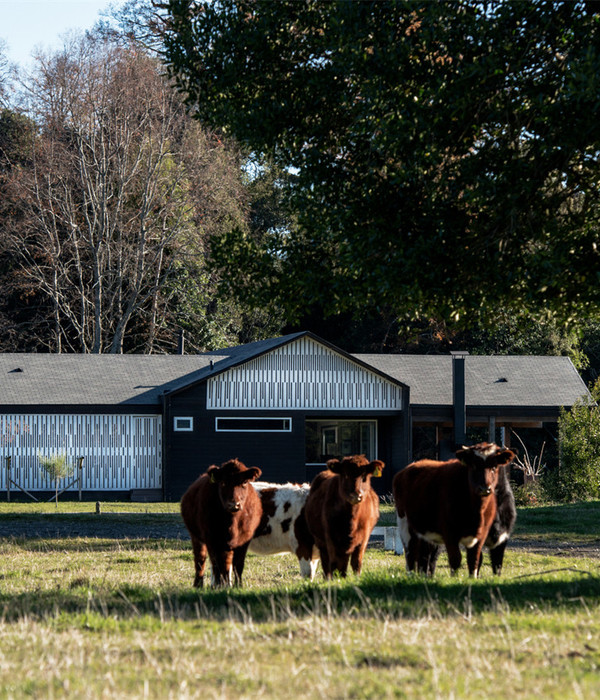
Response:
[305, 420, 377, 464]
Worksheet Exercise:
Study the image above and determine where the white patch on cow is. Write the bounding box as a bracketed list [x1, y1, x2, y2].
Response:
[460, 536, 478, 548]
[489, 532, 509, 548]
[421, 531, 444, 545]
[299, 556, 320, 579]
[397, 515, 411, 554]
[250, 482, 319, 580]
[211, 566, 233, 588]
[473, 444, 497, 459]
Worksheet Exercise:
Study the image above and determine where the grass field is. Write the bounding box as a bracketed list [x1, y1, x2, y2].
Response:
[0, 500, 598, 698]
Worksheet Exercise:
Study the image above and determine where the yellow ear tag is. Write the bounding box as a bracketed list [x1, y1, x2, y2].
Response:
[373, 464, 383, 478]
[209, 473, 216, 484]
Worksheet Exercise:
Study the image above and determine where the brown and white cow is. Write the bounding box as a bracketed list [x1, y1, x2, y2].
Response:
[250, 482, 320, 580]
[408, 458, 518, 577]
[392, 443, 515, 577]
[304, 455, 384, 578]
[180, 458, 262, 588]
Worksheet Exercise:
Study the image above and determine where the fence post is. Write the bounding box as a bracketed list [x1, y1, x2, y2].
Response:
[5, 456, 11, 502]
[78, 456, 84, 501]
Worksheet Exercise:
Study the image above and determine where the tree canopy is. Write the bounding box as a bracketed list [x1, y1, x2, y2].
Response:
[163, 0, 600, 327]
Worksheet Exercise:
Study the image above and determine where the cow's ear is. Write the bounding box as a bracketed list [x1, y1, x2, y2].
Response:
[207, 465, 220, 484]
[495, 449, 515, 467]
[455, 447, 471, 465]
[327, 458, 342, 473]
[368, 460, 385, 477]
[245, 467, 262, 482]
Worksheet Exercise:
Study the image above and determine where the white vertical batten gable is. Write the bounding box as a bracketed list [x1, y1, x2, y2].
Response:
[207, 336, 404, 410]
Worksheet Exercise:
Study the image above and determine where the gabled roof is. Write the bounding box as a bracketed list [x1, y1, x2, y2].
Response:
[355, 353, 589, 408]
[0, 332, 590, 410]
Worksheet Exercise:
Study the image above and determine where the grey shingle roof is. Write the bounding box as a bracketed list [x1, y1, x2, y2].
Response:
[0, 354, 215, 406]
[0, 334, 305, 407]
[354, 354, 589, 408]
[0, 331, 589, 410]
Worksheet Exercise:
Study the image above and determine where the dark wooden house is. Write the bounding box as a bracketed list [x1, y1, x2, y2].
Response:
[0, 332, 590, 500]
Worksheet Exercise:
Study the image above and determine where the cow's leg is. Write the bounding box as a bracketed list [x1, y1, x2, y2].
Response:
[327, 543, 349, 577]
[476, 549, 485, 577]
[298, 553, 320, 580]
[489, 541, 507, 575]
[445, 541, 462, 574]
[190, 536, 207, 588]
[466, 543, 485, 577]
[332, 554, 350, 577]
[319, 546, 332, 579]
[232, 544, 250, 586]
[211, 549, 235, 587]
[418, 540, 440, 576]
[350, 541, 368, 575]
[397, 516, 412, 569]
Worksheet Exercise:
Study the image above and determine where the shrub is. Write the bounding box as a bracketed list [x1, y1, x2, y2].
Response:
[38, 452, 74, 505]
[554, 379, 600, 501]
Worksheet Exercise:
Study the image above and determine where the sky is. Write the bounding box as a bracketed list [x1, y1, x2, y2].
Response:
[0, 0, 125, 68]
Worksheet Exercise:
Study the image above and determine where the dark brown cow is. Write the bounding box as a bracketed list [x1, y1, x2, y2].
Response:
[304, 455, 384, 578]
[180, 458, 262, 587]
[410, 460, 517, 577]
[392, 443, 515, 577]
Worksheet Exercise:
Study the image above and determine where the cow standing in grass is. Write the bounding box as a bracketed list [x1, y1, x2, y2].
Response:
[250, 481, 320, 580]
[393, 443, 515, 577]
[304, 455, 384, 578]
[409, 459, 517, 577]
[180, 458, 262, 588]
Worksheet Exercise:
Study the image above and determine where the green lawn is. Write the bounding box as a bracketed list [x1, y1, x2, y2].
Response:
[0, 500, 598, 698]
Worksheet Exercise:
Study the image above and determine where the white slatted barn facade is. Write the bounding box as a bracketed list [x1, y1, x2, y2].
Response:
[207, 336, 403, 410]
[0, 414, 162, 492]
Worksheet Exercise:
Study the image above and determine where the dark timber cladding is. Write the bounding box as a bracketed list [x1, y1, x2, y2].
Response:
[163, 334, 410, 499]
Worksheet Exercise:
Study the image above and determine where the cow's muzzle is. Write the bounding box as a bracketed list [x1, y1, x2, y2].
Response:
[478, 486, 492, 497]
[227, 502, 241, 513]
[347, 494, 362, 505]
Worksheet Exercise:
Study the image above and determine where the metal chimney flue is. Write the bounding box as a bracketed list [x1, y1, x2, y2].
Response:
[451, 351, 468, 449]
[177, 329, 185, 355]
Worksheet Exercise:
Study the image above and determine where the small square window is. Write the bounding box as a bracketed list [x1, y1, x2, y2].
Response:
[174, 417, 193, 432]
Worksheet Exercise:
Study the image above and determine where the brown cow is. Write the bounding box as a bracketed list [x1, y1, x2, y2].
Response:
[304, 455, 384, 578]
[392, 443, 515, 577]
[180, 458, 262, 588]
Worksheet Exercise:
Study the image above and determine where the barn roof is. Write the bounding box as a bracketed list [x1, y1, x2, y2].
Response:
[0, 332, 590, 410]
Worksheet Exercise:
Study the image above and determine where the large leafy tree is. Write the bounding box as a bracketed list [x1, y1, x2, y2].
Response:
[1, 33, 281, 353]
[163, 0, 600, 327]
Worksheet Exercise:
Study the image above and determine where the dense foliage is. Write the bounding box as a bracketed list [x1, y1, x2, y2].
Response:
[163, 0, 600, 328]
[555, 379, 600, 501]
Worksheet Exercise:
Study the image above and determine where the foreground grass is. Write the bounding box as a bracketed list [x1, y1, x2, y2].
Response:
[0, 535, 599, 697]
[0, 501, 599, 698]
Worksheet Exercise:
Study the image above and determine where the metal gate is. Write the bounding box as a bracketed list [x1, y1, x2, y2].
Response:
[0, 414, 162, 492]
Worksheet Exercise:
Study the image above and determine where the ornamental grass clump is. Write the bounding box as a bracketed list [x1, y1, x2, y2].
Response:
[38, 452, 73, 506]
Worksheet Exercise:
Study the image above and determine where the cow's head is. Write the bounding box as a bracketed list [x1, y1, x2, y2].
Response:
[326, 455, 385, 506]
[456, 442, 515, 498]
[207, 458, 262, 513]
